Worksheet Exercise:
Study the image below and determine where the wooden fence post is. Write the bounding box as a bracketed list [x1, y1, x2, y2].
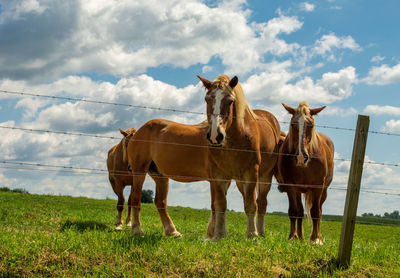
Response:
[337, 114, 370, 268]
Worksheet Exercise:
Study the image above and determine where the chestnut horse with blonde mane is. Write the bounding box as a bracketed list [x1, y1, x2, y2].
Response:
[124, 75, 280, 240]
[276, 102, 334, 244]
[107, 128, 137, 230]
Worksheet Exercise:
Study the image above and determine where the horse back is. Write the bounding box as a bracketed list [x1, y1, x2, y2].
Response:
[253, 109, 281, 148]
[127, 118, 209, 181]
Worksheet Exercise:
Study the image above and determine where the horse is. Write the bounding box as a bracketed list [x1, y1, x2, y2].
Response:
[124, 75, 281, 240]
[275, 102, 334, 245]
[106, 128, 137, 230]
[197, 75, 281, 239]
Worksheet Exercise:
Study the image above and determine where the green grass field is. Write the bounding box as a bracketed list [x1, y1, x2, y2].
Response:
[1, 191, 399, 277]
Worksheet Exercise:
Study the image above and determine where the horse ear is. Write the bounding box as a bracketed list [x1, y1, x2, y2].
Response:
[282, 103, 296, 115]
[229, 76, 238, 89]
[310, 106, 326, 116]
[197, 75, 212, 90]
[119, 128, 128, 137]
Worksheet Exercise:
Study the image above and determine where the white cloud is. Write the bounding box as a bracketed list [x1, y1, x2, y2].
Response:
[0, 1, 309, 80]
[0, 74, 207, 135]
[244, 66, 357, 105]
[0, 0, 48, 22]
[363, 105, 400, 116]
[364, 63, 400, 85]
[323, 106, 358, 117]
[371, 55, 385, 64]
[383, 120, 400, 132]
[312, 33, 361, 61]
[299, 2, 315, 12]
[15, 98, 50, 120]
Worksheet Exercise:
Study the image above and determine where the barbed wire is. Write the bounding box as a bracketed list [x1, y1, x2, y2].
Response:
[2, 89, 399, 136]
[1, 160, 399, 196]
[3, 124, 400, 168]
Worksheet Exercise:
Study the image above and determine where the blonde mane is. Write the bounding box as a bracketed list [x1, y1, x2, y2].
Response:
[288, 101, 319, 153]
[213, 75, 258, 130]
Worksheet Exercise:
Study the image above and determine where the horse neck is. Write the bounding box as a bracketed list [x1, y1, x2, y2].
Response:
[226, 108, 255, 141]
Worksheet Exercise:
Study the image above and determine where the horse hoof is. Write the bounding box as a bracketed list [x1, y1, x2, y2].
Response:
[211, 233, 225, 241]
[166, 230, 182, 237]
[126, 222, 132, 227]
[311, 238, 323, 245]
[114, 225, 123, 231]
[246, 231, 259, 239]
[132, 227, 145, 236]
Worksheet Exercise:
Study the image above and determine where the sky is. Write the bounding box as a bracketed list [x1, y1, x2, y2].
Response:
[0, 0, 399, 216]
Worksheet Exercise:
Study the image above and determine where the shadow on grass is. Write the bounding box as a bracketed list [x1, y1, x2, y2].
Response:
[315, 257, 341, 274]
[60, 220, 109, 232]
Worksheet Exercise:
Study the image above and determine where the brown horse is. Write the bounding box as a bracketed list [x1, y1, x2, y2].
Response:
[198, 75, 280, 239]
[125, 75, 280, 240]
[106, 128, 137, 230]
[276, 102, 334, 244]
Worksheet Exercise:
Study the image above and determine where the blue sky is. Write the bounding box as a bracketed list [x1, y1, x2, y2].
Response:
[0, 0, 399, 216]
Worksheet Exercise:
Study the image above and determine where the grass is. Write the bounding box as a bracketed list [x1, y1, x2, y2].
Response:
[0, 191, 399, 277]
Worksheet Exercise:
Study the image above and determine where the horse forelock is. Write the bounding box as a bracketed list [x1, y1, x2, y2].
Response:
[213, 75, 257, 130]
[287, 102, 319, 154]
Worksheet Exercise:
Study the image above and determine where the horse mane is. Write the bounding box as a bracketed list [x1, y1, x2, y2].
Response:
[213, 75, 258, 130]
[288, 101, 319, 153]
[195, 119, 209, 128]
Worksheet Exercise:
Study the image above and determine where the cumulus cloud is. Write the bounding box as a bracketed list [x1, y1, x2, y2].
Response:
[363, 105, 400, 116]
[383, 120, 400, 132]
[244, 66, 357, 105]
[364, 63, 400, 85]
[0, 0, 308, 80]
[312, 33, 361, 61]
[0, 74, 207, 134]
[299, 2, 315, 12]
[0, 0, 48, 22]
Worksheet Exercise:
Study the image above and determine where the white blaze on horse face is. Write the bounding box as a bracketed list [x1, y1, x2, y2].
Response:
[297, 116, 306, 165]
[209, 89, 224, 144]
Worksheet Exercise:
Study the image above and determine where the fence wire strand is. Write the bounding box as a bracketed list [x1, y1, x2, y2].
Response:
[2, 89, 400, 136]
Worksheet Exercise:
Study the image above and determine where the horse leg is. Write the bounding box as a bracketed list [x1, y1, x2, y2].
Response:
[236, 179, 258, 238]
[310, 189, 323, 245]
[152, 176, 181, 237]
[130, 174, 146, 236]
[126, 186, 132, 227]
[287, 190, 299, 240]
[210, 180, 230, 241]
[256, 173, 272, 236]
[110, 178, 125, 231]
[207, 182, 216, 239]
[295, 192, 304, 240]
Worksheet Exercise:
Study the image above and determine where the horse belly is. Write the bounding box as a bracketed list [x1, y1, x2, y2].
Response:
[153, 144, 208, 182]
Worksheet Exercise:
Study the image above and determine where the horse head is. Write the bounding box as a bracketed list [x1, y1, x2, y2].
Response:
[197, 75, 238, 147]
[283, 102, 325, 167]
[119, 128, 137, 163]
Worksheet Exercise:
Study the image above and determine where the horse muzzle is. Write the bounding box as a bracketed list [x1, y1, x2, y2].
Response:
[206, 130, 225, 147]
[296, 152, 309, 166]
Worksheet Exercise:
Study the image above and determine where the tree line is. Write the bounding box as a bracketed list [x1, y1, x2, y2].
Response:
[362, 210, 400, 220]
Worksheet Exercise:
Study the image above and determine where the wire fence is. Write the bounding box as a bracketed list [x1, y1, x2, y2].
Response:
[1, 124, 400, 168]
[1, 88, 400, 225]
[2, 89, 400, 136]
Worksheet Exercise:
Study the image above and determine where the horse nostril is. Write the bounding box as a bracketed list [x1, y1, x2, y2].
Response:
[304, 154, 309, 163]
[206, 131, 211, 141]
[216, 132, 224, 144]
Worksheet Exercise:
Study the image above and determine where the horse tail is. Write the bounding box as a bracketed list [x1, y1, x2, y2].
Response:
[304, 191, 313, 220]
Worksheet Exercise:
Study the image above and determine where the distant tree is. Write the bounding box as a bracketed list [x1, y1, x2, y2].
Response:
[141, 190, 154, 203]
[363, 210, 400, 219]
[362, 212, 374, 217]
